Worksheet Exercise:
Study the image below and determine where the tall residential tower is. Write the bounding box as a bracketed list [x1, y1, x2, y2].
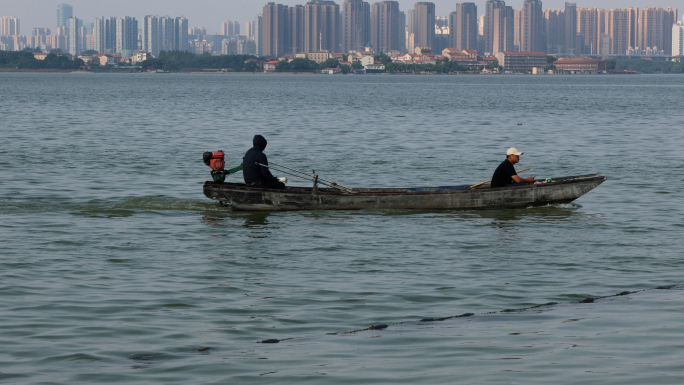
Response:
[342, 0, 370, 53]
[57, 4, 73, 29]
[521, 0, 543, 52]
[370, 1, 403, 54]
[413, 2, 435, 49]
[304, 0, 341, 53]
[450, 3, 478, 51]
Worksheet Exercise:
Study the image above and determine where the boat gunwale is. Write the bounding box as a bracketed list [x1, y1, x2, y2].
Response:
[203, 174, 606, 197]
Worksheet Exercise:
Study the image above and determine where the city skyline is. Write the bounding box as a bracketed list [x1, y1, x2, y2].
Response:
[1, 0, 681, 34]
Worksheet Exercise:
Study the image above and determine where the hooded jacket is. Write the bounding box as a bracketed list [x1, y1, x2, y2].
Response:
[243, 135, 278, 185]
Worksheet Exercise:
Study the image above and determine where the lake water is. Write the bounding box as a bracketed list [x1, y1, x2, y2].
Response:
[1, 72, 683, 384]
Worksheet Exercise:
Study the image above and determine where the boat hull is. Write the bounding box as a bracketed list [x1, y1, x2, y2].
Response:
[203, 174, 607, 211]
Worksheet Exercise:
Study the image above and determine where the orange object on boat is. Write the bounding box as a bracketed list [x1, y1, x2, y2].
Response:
[203, 151, 225, 171]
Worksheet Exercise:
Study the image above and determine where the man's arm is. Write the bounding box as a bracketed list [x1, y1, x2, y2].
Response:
[511, 174, 534, 183]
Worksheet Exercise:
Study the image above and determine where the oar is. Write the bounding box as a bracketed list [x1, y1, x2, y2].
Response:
[470, 168, 530, 189]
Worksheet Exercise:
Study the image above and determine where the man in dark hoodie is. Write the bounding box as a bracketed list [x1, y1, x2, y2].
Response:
[243, 135, 286, 189]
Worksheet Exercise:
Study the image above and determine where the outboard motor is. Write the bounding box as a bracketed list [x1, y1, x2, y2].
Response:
[203, 151, 243, 183]
[203, 151, 227, 183]
[204, 151, 225, 171]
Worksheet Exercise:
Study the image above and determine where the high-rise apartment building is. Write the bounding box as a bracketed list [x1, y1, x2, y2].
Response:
[521, 0, 543, 52]
[143, 16, 159, 56]
[605, 8, 634, 55]
[406, 9, 415, 52]
[563, 6, 678, 56]
[247, 21, 255, 39]
[406, 9, 415, 35]
[33, 28, 51, 36]
[514, 9, 523, 51]
[637, 7, 677, 55]
[67, 17, 83, 55]
[0, 16, 20, 36]
[94, 17, 116, 54]
[142, 16, 188, 57]
[188, 27, 206, 37]
[450, 3, 477, 51]
[253, 14, 263, 56]
[577, 7, 604, 55]
[116, 16, 138, 54]
[290, 5, 305, 54]
[413, 2, 435, 49]
[174, 17, 189, 52]
[399, 10, 407, 51]
[342, 0, 370, 53]
[673, 23, 684, 56]
[543, 9, 563, 54]
[434, 16, 449, 53]
[564, 2, 577, 55]
[57, 4, 73, 29]
[485, 1, 514, 55]
[263, 3, 290, 57]
[484, 1, 510, 54]
[370, 1, 403, 54]
[221, 21, 240, 36]
[304, 0, 341, 53]
[29, 28, 51, 51]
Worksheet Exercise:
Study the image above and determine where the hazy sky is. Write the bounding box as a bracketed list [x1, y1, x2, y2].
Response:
[1, 0, 681, 34]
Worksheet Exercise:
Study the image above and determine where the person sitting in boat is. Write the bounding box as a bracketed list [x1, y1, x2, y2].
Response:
[490, 147, 535, 188]
[243, 135, 286, 189]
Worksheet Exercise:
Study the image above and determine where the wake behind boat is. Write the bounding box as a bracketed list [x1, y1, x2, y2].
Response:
[203, 174, 607, 212]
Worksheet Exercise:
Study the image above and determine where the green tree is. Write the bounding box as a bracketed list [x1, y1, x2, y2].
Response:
[140, 58, 163, 69]
[287, 58, 318, 71]
[486, 59, 499, 69]
[275, 60, 291, 72]
[0, 50, 83, 69]
[319, 58, 340, 69]
[374, 53, 392, 65]
[245, 61, 258, 72]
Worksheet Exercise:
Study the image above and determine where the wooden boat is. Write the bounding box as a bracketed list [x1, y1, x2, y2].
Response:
[203, 174, 606, 212]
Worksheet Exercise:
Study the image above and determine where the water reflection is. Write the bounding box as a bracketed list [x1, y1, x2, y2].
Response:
[470, 204, 581, 223]
[201, 211, 275, 239]
[239, 212, 272, 228]
[371, 204, 584, 225]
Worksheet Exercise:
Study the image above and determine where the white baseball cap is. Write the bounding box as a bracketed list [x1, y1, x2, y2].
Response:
[507, 147, 523, 156]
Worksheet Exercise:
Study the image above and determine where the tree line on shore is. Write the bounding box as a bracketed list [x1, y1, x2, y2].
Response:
[608, 58, 684, 74]
[140, 51, 259, 72]
[0, 50, 83, 69]
[2, 49, 684, 74]
[141, 52, 684, 74]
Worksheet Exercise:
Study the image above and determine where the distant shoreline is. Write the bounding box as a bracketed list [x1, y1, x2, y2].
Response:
[0, 68, 76, 73]
[0, 68, 656, 75]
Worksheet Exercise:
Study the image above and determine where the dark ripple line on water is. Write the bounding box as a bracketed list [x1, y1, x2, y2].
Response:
[256, 285, 684, 344]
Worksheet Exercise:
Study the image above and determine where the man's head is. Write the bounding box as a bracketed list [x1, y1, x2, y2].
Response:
[506, 147, 523, 164]
[253, 135, 267, 151]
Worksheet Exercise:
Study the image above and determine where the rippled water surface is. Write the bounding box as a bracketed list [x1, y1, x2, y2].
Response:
[1, 73, 684, 384]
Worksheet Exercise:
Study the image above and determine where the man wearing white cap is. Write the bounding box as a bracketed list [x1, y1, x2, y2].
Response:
[490, 147, 535, 188]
